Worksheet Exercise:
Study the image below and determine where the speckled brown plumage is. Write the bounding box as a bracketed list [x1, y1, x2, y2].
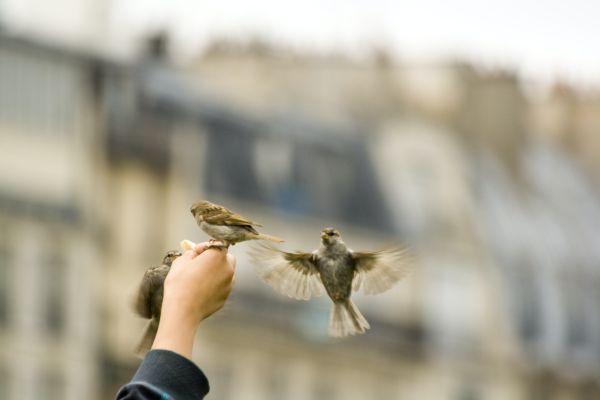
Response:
[133, 250, 181, 357]
[251, 228, 411, 337]
[190, 200, 283, 248]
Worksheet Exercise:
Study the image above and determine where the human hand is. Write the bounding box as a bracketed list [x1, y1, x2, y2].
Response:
[165, 242, 235, 323]
[152, 243, 235, 358]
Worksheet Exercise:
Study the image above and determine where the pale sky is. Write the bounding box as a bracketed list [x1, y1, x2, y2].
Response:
[108, 0, 600, 87]
[3, 0, 599, 87]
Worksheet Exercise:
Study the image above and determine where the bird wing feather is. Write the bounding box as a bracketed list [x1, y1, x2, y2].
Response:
[134, 265, 169, 318]
[202, 206, 263, 233]
[250, 244, 324, 300]
[352, 247, 411, 295]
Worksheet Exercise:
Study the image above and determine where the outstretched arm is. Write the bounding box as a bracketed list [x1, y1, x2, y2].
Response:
[117, 243, 236, 400]
[153, 244, 236, 358]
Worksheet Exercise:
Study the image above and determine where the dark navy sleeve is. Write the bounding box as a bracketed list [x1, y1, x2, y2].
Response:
[116, 349, 210, 400]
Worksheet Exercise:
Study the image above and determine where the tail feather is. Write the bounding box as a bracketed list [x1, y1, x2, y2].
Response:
[329, 300, 370, 338]
[254, 233, 284, 243]
[134, 319, 159, 358]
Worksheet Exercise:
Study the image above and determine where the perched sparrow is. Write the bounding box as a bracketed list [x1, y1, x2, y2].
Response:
[133, 250, 182, 357]
[250, 228, 411, 337]
[191, 200, 283, 248]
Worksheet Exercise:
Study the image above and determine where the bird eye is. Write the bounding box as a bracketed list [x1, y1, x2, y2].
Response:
[328, 231, 334, 236]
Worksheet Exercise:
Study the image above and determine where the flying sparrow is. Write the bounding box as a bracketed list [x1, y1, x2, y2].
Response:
[133, 250, 182, 357]
[250, 228, 411, 337]
[191, 200, 284, 248]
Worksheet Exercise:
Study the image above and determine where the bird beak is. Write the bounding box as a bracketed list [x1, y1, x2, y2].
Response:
[321, 233, 327, 240]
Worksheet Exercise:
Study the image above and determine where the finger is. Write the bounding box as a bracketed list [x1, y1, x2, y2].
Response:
[203, 244, 227, 256]
[194, 242, 208, 255]
[171, 250, 195, 268]
[194, 247, 227, 266]
[180, 239, 197, 252]
[182, 250, 196, 259]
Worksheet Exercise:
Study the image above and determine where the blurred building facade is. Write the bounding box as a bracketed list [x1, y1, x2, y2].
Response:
[1, 32, 600, 400]
[0, 35, 102, 399]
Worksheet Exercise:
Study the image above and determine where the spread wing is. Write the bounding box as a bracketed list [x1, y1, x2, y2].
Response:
[250, 244, 324, 300]
[202, 205, 263, 233]
[352, 247, 411, 295]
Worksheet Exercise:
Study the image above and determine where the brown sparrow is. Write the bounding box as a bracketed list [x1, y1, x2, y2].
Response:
[191, 200, 283, 248]
[250, 228, 411, 337]
[133, 250, 182, 357]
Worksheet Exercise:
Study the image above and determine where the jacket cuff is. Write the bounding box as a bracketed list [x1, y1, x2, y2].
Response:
[132, 349, 210, 399]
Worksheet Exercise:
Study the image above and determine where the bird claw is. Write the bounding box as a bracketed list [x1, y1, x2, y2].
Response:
[206, 239, 229, 250]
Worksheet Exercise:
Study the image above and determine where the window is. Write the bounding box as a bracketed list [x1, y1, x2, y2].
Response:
[0, 364, 10, 396]
[265, 362, 287, 400]
[37, 369, 64, 400]
[0, 46, 80, 137]
[0, 240, 11, 327]
[39, 244, 66, 336]
[312, 370, 337, 400]
[504, 264, 541, 344]
[207, 360, 233, 400]
[425, 263, 481, 354]
[457, 383, 481, 400]
[564, 275, 590, 349]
